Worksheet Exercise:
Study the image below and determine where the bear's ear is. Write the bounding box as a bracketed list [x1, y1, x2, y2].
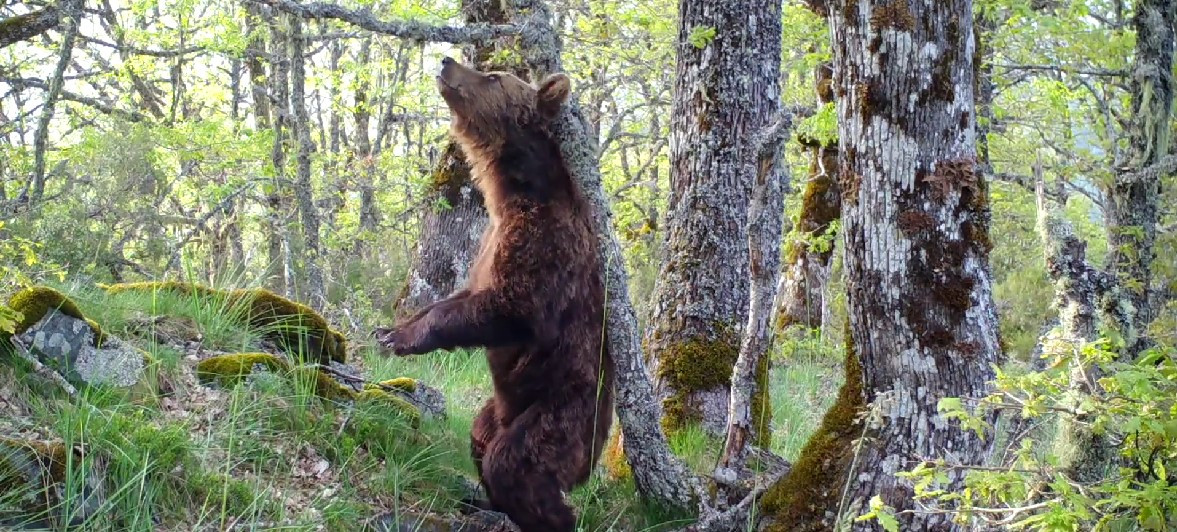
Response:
[536, 73, 571, 120]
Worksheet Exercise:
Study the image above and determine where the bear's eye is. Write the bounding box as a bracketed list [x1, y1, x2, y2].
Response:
[487, 74, 500, 82]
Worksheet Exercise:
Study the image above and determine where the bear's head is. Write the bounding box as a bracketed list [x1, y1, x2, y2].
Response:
[436, 57, 571, 154]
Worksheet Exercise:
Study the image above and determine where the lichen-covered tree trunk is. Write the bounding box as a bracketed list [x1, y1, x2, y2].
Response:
[289, 15, 327, 310]
[29, 0, 81, 204]
[1033, 177, 1113, 484]
[766, 2, 1003, 529]
[1104, 0, 1175, 357]
[775, 62, 841, 333]
[645, 0, 782, 437]
[394, 0, 522, 315]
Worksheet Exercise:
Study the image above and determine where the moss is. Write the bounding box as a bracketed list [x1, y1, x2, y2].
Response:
[364, 377, 417, 394]
[761, 319, 864, 531]
[5, 286, 104, 345]
[355, 388, 422, 428]
[0, 437, 73, 487]
[656, 326, 740, 432]
[870, 1, 915, 31]
[897, 210, 935, 235]
[228, 288, 347, 365]
[289, 366, 356, 402]
[601, 430, 631, 480]
[186, 471, 271, 518]
[195, 353, 291, 386]
[101, 282, 348, 364]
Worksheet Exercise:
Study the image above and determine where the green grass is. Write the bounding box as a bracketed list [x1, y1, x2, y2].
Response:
[0, 283, 842, 531]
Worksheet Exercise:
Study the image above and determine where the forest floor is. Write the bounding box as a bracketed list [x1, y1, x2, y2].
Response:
[0, 280, 843, 531]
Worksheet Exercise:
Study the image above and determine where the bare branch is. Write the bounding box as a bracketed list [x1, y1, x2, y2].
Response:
[0, 5, 60, 49]
[6, 77, 149, 122]
[249, 0, 520, 44]
[995, 63, 1127, 78]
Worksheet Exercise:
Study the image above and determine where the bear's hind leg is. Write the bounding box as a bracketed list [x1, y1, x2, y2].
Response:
[460, 399, 498, 514]
[481, 407, 580, 532]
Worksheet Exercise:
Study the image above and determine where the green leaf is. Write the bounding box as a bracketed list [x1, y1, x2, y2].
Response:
[687, 26, 717, 49]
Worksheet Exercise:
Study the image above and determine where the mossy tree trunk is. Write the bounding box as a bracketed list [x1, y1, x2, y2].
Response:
[1104, 0, 1175, 358]
[395, 0, 524, 316]
[645, 0, 782, 438]
[0, 5, 61, 49]
[767, 1, 1004, 529]
[774, 62, 841, 334]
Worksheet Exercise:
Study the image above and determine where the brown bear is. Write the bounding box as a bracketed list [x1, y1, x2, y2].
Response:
[374, 56, 615, 532]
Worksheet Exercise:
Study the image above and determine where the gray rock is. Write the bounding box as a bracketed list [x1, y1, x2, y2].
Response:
[399, 380, 447, 420]
[16, 311, 144, 388]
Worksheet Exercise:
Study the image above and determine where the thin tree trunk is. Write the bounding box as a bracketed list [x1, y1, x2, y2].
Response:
[289, 14, 326, 310]
[269, 15, 295, 297]
[29, 0, 82, 204]
[645, 0, 781, 437]
[1104, 0, 1174, 358]
[765, 2, 1003, 529]
[774, 62, 841, 333]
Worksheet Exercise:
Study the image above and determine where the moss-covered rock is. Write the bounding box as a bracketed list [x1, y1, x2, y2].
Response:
[364, 377, 417, 394]
[195, 353, 292, 386]
[288, 366, 357, 402]
[228, 288, 347, 365]
[100, 282, 347, 364]
[760, 320, 864, 531]
[4, 286, 104, 346]
[0, 437, 79, 522]
[356, 388, 422, 428]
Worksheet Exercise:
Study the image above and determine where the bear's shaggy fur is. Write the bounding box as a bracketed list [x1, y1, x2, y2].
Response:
[375, 57, 614, 532]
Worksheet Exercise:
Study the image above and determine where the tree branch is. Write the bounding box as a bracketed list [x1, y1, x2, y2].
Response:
[249, 0, 520, 44]
[1118, 153, 1177, 184]
[0, 5, 60, 49]
[995, 63, 1127, 78]
[6, 77, 149, 122]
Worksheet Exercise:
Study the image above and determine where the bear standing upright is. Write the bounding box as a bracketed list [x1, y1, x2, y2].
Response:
[374, 57, 615, 532]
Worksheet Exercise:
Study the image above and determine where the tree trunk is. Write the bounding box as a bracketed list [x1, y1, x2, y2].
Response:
[289, 14, 327, 310]
[394, 0, 519, 316]
[774, 62, 841, 333]
[29, 0, 82, 204]
[268, 15, 295, 297]
[1104, 0, 1174, 358]
[645, 0, 781, 437]
[765, 2, 1003, 529]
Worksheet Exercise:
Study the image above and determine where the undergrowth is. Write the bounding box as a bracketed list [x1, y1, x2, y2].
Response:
[0, 282, 841, 531]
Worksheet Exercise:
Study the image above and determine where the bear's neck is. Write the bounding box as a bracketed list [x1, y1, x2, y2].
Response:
[457, 127, 575, 219]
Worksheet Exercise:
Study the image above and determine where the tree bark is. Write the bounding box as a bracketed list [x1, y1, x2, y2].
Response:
[289, 14, 327, 310]
[766, 2, 1003, 529]
[29, 0, 82, 204]
[268, 15, 295, 296]
[394, 0, 518, 316]
[1103, 0, 1175, 358]
[0, 5, 60, 49]
[644, 0, 782, 437]
[774, 62, 841, 333]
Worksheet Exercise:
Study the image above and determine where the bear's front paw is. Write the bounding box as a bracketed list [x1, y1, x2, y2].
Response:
[373, 325, 417, 356]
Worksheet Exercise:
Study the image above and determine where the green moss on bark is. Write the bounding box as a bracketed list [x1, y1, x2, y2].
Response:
[761, 320, 864, 531]
[656, 325, 773, 443]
